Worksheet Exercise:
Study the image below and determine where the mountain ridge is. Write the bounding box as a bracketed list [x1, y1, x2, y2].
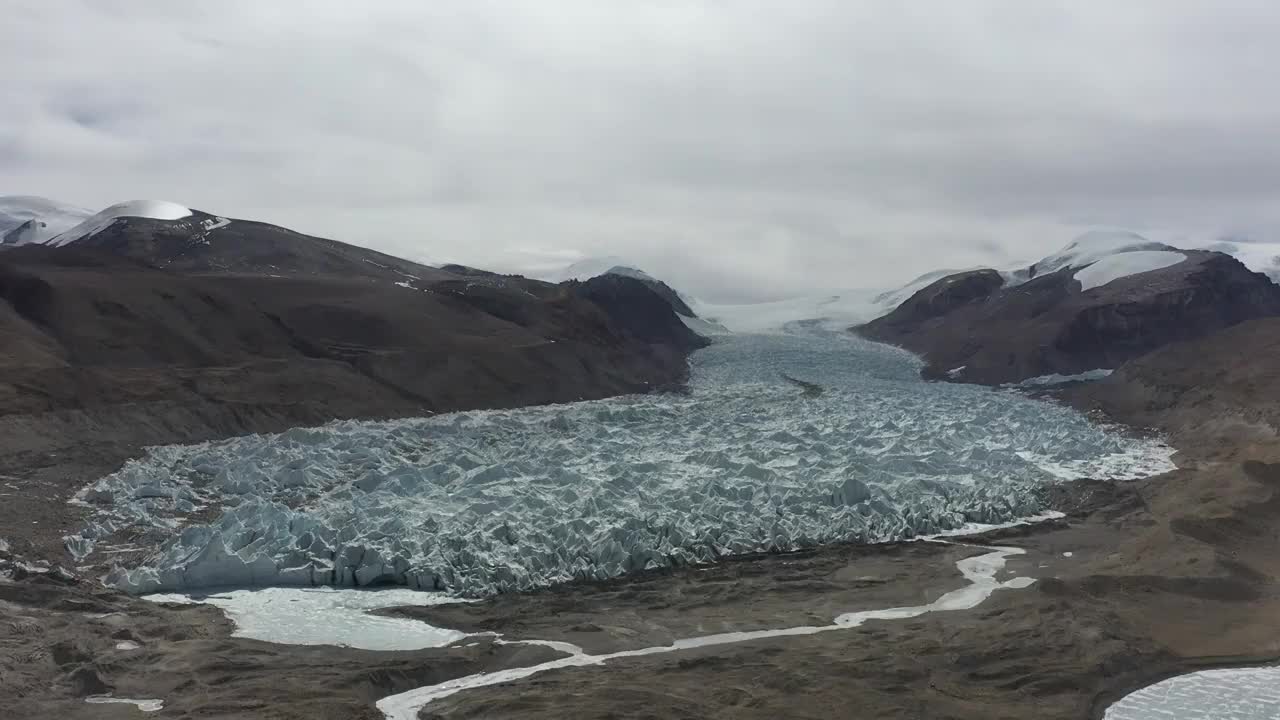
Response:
[857, 237, 1280, 385]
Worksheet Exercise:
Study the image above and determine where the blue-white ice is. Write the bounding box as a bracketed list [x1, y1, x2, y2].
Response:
[144, 586, 464, 650]
[1105, 667, 1280, 720]
[71, 331, 1174, 596]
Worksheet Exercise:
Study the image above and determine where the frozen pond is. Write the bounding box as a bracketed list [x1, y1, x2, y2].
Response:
[72, 330, 1175, 596]
[1105, 666, 1280, 720]
[145, 586, 464, 650]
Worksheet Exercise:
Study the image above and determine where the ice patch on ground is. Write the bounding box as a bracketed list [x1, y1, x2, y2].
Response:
[75, 332, 1174, 596]
[1012, 369, 1114, 387]
[86, 696, 163, 712]
[1105, 666, 1280, 719]
[376, 542, 1033, 719]
[1074, 251, 1187, 291]
[144, 586, 464, 650]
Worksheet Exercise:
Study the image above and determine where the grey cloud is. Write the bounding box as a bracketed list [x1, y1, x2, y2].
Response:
[4, 0, 1280, 301]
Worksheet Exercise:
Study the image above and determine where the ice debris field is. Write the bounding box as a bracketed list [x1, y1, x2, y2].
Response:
[70, 330, 1175, 596]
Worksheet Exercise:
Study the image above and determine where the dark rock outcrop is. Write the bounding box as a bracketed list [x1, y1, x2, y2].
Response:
[438, 263, 500, 277]
[857, 251, 1280, 385]
[869, 269, 1005, 329]
[626, 274, 696, 318]
[570, 274, 706, 350]
[1062, 316, 1280, 443]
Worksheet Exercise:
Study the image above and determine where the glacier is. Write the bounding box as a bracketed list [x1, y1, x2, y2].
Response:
[71, 331, 1175, 596]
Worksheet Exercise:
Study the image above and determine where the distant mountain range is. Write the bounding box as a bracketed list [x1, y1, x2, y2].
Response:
[9, 195, 1280, 390]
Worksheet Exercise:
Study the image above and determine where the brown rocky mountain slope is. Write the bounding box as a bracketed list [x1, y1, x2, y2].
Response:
[1063, 315, 1280, 446]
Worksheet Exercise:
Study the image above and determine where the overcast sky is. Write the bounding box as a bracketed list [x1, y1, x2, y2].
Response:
[4, 1, 1280, 301]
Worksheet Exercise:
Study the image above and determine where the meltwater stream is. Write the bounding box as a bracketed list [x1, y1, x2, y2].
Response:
[71, 331, 1174, 596]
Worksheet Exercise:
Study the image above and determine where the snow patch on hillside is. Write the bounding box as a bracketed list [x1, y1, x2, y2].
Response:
[47, 200, 192, 247]
[1032, 231, 1172, 277]
[1074, 251, 1186, 291]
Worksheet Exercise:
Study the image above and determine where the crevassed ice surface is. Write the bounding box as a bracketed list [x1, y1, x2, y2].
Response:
[73, 331, 1174, 596]
[1105, 667, 1280, 720]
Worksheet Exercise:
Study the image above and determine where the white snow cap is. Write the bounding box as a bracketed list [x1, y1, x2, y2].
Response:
[47, 200, 192, 247]
[1024, 230, 1187, 292]
[1074, 250, 1187, 291]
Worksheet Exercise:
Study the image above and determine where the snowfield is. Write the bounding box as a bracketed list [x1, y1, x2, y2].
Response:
[1074, 250, 1187, 291]
[1031, 230, 1173, 277]
[73, 331, 1174, 597]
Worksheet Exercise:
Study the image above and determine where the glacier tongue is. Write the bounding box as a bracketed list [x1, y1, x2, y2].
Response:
[74, 332, 1175, 596]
